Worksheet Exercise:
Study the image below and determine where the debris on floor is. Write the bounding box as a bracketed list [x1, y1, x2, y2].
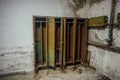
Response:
[97, 74, 111, 80]
[0, 66, 111, 80]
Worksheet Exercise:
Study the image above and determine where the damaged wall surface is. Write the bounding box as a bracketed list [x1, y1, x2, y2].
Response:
[0, 0, 73, 74]
[0, 0, 120, 79]
[67, 0, 120, 79]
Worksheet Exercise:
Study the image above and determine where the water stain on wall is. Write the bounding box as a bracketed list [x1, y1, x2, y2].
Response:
[68, 0, 105, 16]
[72, 0, 87, 10]
[89, 0, 105, 7]
[72, 0, 105, 9]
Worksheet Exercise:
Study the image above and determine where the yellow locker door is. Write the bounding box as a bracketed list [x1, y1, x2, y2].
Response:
[48, 17, 55, 68]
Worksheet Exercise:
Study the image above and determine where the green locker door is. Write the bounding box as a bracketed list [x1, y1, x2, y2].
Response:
[36, 22, 43, 64]
[48, 17, 55, 68]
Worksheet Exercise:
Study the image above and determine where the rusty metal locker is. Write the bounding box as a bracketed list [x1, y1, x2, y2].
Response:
[33, 16, 88, 72]
[63, 18, 76, 68]
[33, 16, 48, 73]
[63, 18, 88, 69]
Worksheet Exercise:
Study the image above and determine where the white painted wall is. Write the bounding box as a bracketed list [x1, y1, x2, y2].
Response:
[0, 0, 73, 74]
[0, 0, 120, 79]
[67, 0, 120, 79]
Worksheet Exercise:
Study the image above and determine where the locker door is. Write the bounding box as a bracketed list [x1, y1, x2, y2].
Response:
[36, 23, 42, 64]
[55, 18, 63, 68]
[34, 17, 48, 70]
[63, 18, 66, 69]
[48, 17, 55, 68]
[75, 19, 82, 62]
[35, 18, 46, 65]
[81, 19, 88, 64]
[60, 18, 63, 69]
[73, 18, 76, 65]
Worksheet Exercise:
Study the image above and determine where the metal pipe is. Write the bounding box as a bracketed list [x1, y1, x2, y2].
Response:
[107, 0, 116, 45]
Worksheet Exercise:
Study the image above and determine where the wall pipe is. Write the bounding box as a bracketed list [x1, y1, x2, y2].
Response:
[107, 0, 116, 45]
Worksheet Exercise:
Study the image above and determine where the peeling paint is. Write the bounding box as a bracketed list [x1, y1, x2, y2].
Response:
[89, 0, 105, 7]
[68, 0, 105, 16]
[0, 46, 34, 74]
[72, 0, 87, 9]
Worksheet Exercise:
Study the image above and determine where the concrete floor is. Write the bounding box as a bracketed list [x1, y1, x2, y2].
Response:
[0, 66, 111, 80]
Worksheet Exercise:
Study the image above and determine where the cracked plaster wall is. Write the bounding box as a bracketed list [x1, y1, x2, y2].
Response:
[68, 0, 120, 79]
[0, 0, 120, 79]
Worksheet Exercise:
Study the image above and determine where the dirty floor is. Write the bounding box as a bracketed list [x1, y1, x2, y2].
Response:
[0, 66, 111, 80]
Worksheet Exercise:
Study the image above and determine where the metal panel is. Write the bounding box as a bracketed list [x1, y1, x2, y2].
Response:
[48, 17, 55, 68]
[46, 17, 48, 67]
[81, 19, 88, 64]
[73, 18, 76, 65]
[54, 18, 63, 69]
[60, 18, 63, 69]
[35, 17, 47, 66]
[63, 18, 66, 69]
[89, 16, 108, 27]
[55, 18, 61, 64]
[36, 23, 43, 64]
[76, 19, 82, 61]
[67, 18, 74, 63]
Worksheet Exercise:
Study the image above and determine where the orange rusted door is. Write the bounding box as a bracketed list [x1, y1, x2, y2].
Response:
[81, 19, 88, 64]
